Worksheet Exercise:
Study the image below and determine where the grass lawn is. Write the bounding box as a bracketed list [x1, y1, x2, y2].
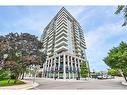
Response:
[0, 79, 25, 87]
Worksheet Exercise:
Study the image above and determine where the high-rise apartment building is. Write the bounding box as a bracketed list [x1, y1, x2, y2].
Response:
[41, 7, 88, 79]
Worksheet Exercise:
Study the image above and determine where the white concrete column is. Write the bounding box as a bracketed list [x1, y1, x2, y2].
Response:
[49, 59, 51, 78]
[45, 60, 48, 78]
[46, 60, 49, 78]
[67, 55, 70, 79]
[50, 58, 53, 78]
[75, 58, 77, 79]
[58, 55, 60, 79]
[43, 63, 45, 78]
[43, 62, 45, 78]
[78, 59, 80, 72]
[71, 57, 74, 79]
[48, 60, 50, 78]
[63, 54, 66, 80]
[78, 59, 80, 78]
[53, 58, 56, 79]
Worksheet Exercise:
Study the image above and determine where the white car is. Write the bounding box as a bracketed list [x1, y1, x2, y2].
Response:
[97, 75, 108, 79]
[97, 76, 103, 79]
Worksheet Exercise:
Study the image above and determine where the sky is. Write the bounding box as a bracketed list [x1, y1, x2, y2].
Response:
[0, 6, 127, 72]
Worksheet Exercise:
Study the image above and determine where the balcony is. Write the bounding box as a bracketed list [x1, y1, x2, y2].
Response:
[55, 41, 67, 48]
[55, 32, 67, 41]
[48, 39, 54, 45]
[74, 30, 79, 35]
[47, 52, 52, 55]
[76, 41, 80, 46]
[75, 49, 81, 54]
[55, 36, 67, 44]
[48, 43, 53, 48]
[75, 36, 80, 42]
[55, 46, 68, 53]
[57, 18, 67, 26]
[57, 20, 67, 27]
[48, 33, 54, 39]
[56, 24, 67, 32]
[81, 42, 86, 48]
[48, 47, 53, 52]
[56, 12, 67, 22]
[48, 30, 54, 36]
[55, 28, 67, 36]
[75, 44, 80, 48]
[56, 25, 67, 33]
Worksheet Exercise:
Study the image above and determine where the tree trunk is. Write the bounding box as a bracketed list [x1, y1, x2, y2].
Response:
[121, 69, 127, 82]
[14, 79, 17, 84]
[14, 75, 18, 84]
[7, 78, 11, 84]
[21, 71, 24, 80]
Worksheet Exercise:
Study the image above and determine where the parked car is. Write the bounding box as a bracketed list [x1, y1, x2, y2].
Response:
[107, 75, 115, 79]
[97, 76, 103, 79]
[97, 75, 108, 79]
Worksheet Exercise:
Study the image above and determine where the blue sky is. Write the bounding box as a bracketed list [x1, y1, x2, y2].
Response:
[0, 6, 127, 72]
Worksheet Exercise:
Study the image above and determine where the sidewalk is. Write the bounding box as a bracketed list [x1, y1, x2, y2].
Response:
[0, 80, 39, 90]
[122, 81, 127, 86]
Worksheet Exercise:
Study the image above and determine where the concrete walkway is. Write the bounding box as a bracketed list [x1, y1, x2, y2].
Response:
[0, 80, 39, 90]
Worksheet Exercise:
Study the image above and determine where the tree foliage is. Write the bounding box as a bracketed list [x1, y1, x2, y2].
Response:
[115, 5, 127, 26]
[80, 61, 88, 78]
[0, 32, 46, 81]
[103, 41, 127, 81]
[107, 69, 121, 76]
[0, 69, 10, 81]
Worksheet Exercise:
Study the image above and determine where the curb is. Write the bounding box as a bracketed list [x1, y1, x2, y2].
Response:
[0, 80, 39, 90]
[42, 78, 89, 82]
[122, 81, 127, 86]
[17, 80, 39, 90]
[26, 82, 39, 90]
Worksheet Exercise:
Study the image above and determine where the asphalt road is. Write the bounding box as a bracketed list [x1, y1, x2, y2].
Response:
[29, 77, 127, 90]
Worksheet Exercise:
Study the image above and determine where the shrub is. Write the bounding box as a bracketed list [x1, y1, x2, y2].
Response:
[0, 69, 10, 80]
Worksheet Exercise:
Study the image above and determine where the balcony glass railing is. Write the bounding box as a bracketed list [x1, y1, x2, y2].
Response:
[57, 19, 67, 27]
[55, 36, 67, 44]
[55, 46, 68, 52]
[55, 41, 67, 48]
[55, 28, 67, 36]
[55, 32, 67, 41]
[56, 26, 67, 33]
[56, 12, 67, 22]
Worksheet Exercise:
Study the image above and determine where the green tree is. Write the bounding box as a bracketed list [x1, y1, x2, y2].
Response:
[16, 33, 46, 79]
[103, 41, 127, 82]
[115, 5, 127, 26]
[0, 32, 46, 82]
[80, 61, 88, 78]
[107, 69, 120, 76]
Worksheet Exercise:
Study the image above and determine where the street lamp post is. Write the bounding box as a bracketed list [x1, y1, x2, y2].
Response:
[33, 65, 40, 84]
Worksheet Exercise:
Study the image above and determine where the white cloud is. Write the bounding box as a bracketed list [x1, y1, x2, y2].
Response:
[86, 21, 126, 49]
[60, 6, 127, 71]
[85, 21, 127, 71]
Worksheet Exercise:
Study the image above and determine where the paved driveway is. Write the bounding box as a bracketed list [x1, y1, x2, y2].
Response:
[29, 77, 127, 90]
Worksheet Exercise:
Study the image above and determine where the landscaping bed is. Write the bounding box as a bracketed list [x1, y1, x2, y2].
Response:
[0, 79, 25, 87]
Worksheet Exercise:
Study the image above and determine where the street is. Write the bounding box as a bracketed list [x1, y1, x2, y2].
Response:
[28, 77, 127, 89]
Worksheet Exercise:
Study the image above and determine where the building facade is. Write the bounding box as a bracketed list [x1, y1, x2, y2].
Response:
[41, 7, 88, 79]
